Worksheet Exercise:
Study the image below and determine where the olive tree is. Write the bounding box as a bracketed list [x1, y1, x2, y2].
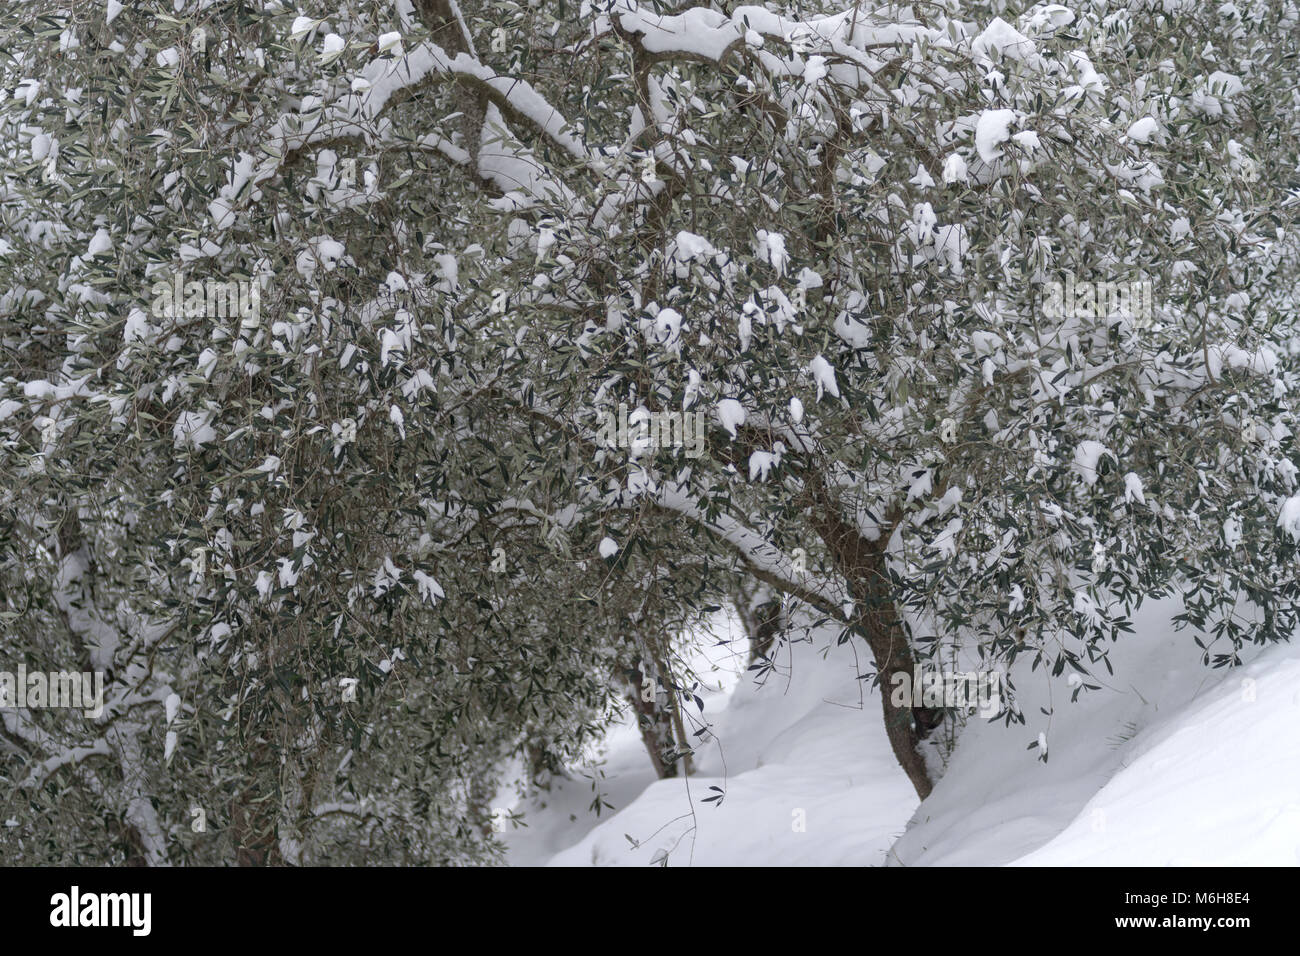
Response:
[3, 0, 1299, 866]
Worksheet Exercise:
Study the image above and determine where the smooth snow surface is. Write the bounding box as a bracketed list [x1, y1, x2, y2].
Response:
[895, 599, 1297, 866]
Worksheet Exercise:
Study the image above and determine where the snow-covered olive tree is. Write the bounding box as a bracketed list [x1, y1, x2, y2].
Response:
[3, 0, 1300, 862]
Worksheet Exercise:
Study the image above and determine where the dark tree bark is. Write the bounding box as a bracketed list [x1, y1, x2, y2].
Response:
[806, 479, 943, 801]
[413, 0, 488, 165]
[740, 597, 783, 667]
[467, 771, 496, 839]
[624, 660, 680, 779]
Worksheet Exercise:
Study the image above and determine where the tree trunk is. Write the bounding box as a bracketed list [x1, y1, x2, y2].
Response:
[739, 596, 783, 667]
[807, 486, 942, 800]
[468, 771, 496, 839]
[230, 741, 283, 866]
[525, 739, 567, 792]
[414, 0, 487, 165]
[625, 661, 680, 779]
[231, 799, 280, 865]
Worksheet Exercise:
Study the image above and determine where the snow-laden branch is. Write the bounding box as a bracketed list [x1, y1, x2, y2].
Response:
[53, 547, 171, 866]
[597, 1, 936, 67]
[642, 480, 854, 622]
[477, 104, 577, 207]
[211, 39, 592, 230]
[428, 47, 591, 163]
[422, 382, 854, 620]
[19, 739, 111, 790]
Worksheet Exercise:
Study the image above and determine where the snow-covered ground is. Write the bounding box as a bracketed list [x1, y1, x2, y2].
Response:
[503, 600, 1300, 866]
[501, 608, 916, 865]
